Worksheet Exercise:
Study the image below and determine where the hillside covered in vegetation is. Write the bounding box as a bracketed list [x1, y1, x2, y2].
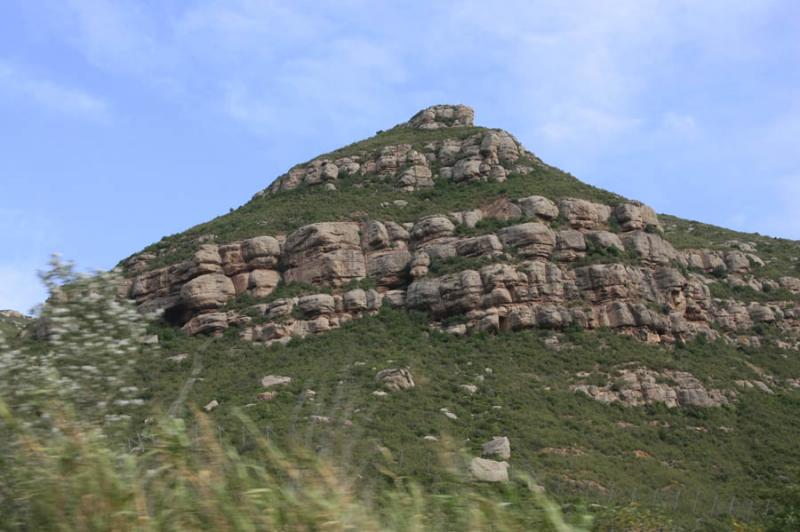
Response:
[3, 105, 800, 531]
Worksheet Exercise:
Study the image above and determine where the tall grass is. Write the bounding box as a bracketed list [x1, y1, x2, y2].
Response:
[0, 401, 585, 531]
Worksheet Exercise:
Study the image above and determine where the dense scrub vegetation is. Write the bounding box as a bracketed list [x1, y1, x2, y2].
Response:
[5, 261, 800, 529]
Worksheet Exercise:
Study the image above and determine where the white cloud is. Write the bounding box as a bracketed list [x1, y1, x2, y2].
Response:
[0, 62, 109, 119]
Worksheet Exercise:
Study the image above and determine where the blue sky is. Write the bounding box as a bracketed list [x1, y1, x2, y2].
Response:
[1, 1, 799, 312]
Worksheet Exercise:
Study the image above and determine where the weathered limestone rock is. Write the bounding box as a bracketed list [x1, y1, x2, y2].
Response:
[456, 235, 503, 257]
[398, 164, 434, 190]
[362, 221, 390, 250]
[518, 195, 559, 220]
[748, 303, 776, 323]
[469, 457, 509, 482]
[407, 104, 474, 129]
[554, 230, 587, 262]
[482, 436, 511, 460]
[779, 276, 800, 293]
[241, 236, 281, 268]
[725, 251, 752, 274]
[559, 198, 612, 229]
[297, 294, 336, 316]
[438, 270, 484, 316]
[180, 274, 235, 311]
[182, 312, 229, 336]
[385, 221, 411, 242]
[586, 230, 625, 252]
[621, 231, 677, 264]
[261, 375, 292, 388]
[411, 216, 456, 244]
[452, 157, 483, 183]
[450, 209, 483, 228]
[480, 130, 521, 163]
[376, 368, 415, 391]
[575, 263, 641, 303]
[614, 202, 661, 232]
[248, 269, 280, 297]
[367, 249, 412, 287]
[409, 252, 431, 278]
[481, 197, 522, 221]
[684, 249, 727, 273]
[497, 223, 556, 259]
[283, 222, 366, 287]
[572, 367, 729, 408]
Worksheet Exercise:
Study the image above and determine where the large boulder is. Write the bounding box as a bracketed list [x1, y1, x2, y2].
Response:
[411, 216, 456, 244]
[439, 270, 484, 315]
[248, 269, 281, 298]
[297, 294, 336, 316]
[469, 457, 509, 482]
[614, 202, 661, 232]
[456, 235, 503, 257]
[366, 249, 412, 287]
[180, 274, 235, 311]
[497, 223, 556, 259]
[241, 236, 281, 268]
[376, 368, 415, 391]
[585, 231, 624, 252]
[480, 197, 522, 221]
[480, 130, 521, 163]
[559, 198, 612, 229]
[283, 222, 366, 287]
[554, 230, 587, 261]
[517, 195, 559, 220]
[621, 231, 677, 264]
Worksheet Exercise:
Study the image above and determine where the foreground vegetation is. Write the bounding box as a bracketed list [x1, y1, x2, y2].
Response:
[3, 260, 800, 530]
[0, 259, 586, 531]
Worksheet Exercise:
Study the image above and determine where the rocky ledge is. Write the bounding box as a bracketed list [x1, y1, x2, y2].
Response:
[123, 194, 800, 349]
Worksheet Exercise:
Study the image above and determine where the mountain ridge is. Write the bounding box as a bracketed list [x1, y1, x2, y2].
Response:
[117, 105, 799, 357]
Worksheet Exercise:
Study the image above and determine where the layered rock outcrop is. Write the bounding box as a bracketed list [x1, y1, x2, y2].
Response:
[572, 367, 731, 408]
[262, 105, 538, 193]
[125, 193, 799, 348]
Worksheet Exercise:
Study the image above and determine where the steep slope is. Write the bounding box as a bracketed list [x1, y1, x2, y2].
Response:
[116, 105, 800, 528]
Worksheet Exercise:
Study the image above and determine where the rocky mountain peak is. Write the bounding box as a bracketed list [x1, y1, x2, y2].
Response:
[406, 104, 475, 129]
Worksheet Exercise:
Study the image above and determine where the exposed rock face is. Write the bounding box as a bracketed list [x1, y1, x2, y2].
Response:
[518, 195, 559, 220]
[497, 223, 556, 259]
[126, 184, 797, 350]
[615, 202, 662, 232]
[407, 104, 475, 129]
[559, 198, 612, 230]
[572, 367, 731, 408]
[282, 222, 365, 287]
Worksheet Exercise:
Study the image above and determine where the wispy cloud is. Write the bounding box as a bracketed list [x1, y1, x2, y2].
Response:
[0, 61, 109, 119]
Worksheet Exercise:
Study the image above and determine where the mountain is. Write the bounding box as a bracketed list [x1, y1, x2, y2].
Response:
[113, 105, 800, 527]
